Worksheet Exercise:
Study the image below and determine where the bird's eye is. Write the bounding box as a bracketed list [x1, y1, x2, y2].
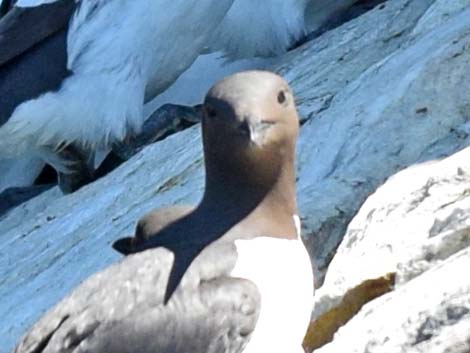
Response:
[206, 106, 217, 118]
[277, 90, 287, 105]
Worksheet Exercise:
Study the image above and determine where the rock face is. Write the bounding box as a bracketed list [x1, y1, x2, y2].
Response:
[1, 0, 470, 352]
[304, 146, 470, 352]
[282, 0, 470, 286]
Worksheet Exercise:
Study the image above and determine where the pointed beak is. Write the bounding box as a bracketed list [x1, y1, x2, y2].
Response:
[238, 119, 275, 146]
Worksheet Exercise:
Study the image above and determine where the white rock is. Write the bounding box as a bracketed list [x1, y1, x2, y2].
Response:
[314, 247, 470, 353]
[304, 146, 470, 351]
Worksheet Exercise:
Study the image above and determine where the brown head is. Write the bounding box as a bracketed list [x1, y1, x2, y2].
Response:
[201, 70, 300, 239]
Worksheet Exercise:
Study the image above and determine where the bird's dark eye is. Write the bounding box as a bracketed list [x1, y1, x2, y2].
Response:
[206, 106, 217, 118]
[277, 90, 287, 105]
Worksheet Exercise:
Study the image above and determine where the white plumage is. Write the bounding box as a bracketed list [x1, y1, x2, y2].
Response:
[208, 0, 310, 59]
[0, 0, 234, 158]
[0, 157, 45, 191]
[232, 237, 313, 353]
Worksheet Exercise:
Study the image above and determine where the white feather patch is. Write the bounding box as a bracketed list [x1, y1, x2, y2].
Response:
[232, 237, 313, 353]
[293, 214, 302, 238]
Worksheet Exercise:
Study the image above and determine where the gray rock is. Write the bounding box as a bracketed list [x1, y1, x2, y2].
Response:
[0, 184, 53, 217]
[0, 127, 204, 352]
[282, 0, 470, 284]
[305, 0, 358, 33]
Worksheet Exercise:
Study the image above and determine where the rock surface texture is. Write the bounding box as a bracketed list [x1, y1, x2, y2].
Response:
[304, 146, 470, 352]
[1, 0, 470, 352]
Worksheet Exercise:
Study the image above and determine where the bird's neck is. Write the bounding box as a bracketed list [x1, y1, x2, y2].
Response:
[202, 154, 298, 240]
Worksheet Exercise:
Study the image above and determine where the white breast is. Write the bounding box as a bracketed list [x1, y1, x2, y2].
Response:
[231, 237, 313, 353]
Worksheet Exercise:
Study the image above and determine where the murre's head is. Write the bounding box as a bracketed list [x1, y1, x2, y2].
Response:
[202, 70, 299, 190]
[202, 70, 300, 239]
